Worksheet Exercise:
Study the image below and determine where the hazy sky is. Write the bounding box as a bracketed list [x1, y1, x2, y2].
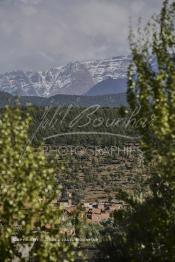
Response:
[0, 0, 163, 73]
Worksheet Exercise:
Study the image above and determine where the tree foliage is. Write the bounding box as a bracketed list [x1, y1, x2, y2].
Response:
[0, 107, 77, 261]
[97, 0, 175, 261]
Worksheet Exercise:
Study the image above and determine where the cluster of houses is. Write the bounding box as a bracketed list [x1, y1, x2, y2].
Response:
[58, 193, 124, 224]
[84, 201, 123, 223]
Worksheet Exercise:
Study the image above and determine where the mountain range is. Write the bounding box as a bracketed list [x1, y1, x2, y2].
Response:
[0, 56, 130, 97]
[86, 78, 127, 96]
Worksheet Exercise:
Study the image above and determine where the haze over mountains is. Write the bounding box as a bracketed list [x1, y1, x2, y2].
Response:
[0, 56, 130, 97]
[0, 91, 127, 108]
[86, 78, 127, 96]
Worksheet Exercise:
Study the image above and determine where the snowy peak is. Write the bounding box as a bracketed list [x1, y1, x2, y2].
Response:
[0, 56, 130, 97]
[84, 56, 130, 83]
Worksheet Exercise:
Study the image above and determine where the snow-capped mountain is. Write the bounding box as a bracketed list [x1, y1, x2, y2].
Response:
[0, 56, 130, 97]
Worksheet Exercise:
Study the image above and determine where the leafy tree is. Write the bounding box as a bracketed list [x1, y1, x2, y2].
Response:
[96, 0, 175, 261]
[0, 107, 77, 261]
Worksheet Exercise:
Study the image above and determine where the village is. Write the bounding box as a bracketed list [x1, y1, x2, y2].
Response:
[43, 142, 147, 225]
[59, 192, 124, 224]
